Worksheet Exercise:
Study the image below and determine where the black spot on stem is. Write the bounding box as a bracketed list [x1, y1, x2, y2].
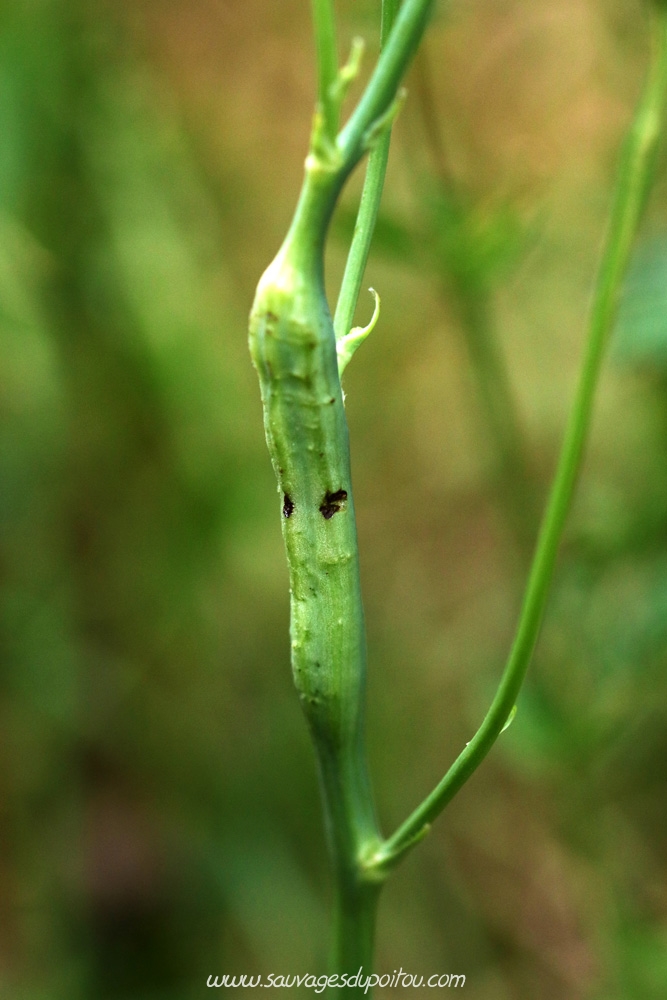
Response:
[319, 489, 347, 519]
[283, 494, 294, 518]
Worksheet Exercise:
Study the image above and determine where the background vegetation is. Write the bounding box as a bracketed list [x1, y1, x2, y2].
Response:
[2, 0, 667, 996]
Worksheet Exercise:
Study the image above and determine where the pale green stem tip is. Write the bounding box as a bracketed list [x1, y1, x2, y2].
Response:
[337, 288, 381, 376]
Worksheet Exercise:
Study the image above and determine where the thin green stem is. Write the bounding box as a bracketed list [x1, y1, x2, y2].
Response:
[331, 880, 381, 988]
[372, 6, 667, 872]
[312, 0, 339, 141]
[334, 0, 401, 340]
[317, 734, 383, 991]
[338, 0, 436, 168]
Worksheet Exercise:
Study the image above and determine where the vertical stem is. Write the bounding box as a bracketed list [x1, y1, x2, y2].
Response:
[249, 164, 385, 990]
[338, 0, 435, 163]
[334, 0, 401, 340]
[317, 743, 383, 988]
[312, 0, 339, 141]
[250, 0, 438, 989]
[332, 879, 381, 977]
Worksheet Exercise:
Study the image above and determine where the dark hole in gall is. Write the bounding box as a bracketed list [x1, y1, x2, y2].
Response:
[319, 489, 347, 519]
[283, 494, 294, 518]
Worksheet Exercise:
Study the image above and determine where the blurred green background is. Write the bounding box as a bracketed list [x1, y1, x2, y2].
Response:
[2, 0, 667, 997]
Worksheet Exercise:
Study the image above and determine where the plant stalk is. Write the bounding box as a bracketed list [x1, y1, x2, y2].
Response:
[334, 0, 401, 340]
[311, 0, 339, 142]
[373, 3, 667, 872]
[250, 2, 439, 990]
[249, 161, 385, 991]
[250, 0, 667, 981]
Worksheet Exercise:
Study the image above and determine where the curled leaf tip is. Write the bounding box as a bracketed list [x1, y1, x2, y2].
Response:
[336, 288, 381, 377]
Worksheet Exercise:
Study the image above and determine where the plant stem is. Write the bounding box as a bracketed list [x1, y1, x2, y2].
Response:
[312, 0, 339, 141]
[332, 877, 382, 979]
[250, 3, 441, 988]
[338, 0, 436, 167]
[334, 0, 401, 340]
[316, 739, 383, 985]
[249, 160, 385, 992]
[372, 4, 667, 872]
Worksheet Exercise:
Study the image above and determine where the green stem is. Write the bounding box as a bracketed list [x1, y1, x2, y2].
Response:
[317, 741, 383, 987]
[312, 0, 339, 141]
[332, 878, 381, 983]
[249, 160, 385, 990]
[334, 0, 401, 340]
[338, 0, 436, 167]
[372, 5, 667, 872]
[250, 4, 442, 985]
